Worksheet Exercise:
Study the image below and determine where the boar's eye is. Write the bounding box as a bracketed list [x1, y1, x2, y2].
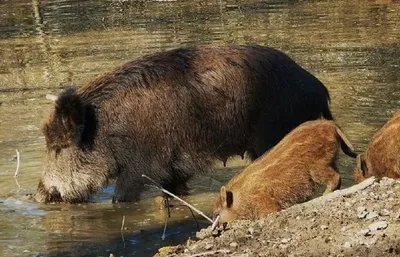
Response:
[55, 148, 61, 158]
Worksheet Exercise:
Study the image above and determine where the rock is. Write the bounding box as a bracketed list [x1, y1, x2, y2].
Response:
[357, 207, 369, 219]
[230, 242, 238, 248]
[196, 228, 211, 239]
[379, 209, 390, 216]
[281, 238, 291, 243]
[368, 221, 388, 231]
[365, 210, 379, 220]
[154, 245, 184, 257]
[205, 243, 213, 250]
[320, 225, 328, 230]
[248, 227, 254, 235]
[343, 242, 352, 248]
[358, 229, 371, 236]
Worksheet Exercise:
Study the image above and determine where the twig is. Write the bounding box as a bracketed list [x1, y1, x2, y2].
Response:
[142, 174, 213, 223]
[120, 215, 126, 248]
[211, 215, 219, 231]
[14, 177, 21, 192]
[161, 203, 199, 240]
[303, 176, 376, 206]
[162, 211, 169, 240]
[14, 149, 20, 178]
[120, 215, 126, 231]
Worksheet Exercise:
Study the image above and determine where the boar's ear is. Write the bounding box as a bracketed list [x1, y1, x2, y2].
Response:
[43, 88, 86, 148]
[220, 186, 234, 208]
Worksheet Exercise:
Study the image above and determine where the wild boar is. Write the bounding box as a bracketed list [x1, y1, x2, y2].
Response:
[36, 45, 334, 203]
[354, 113, 400, 183]
[213, 120, 356, 224]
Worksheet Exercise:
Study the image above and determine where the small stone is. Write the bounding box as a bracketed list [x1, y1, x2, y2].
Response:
[248, 227, 254, 235]
[365, 211, 379, 220]
[368, 221, 388, 231]
[341, 225, 351, 232]
[357, 207, 369, 219]
[230, 242, 238, 248]
[379, 209, 390, 216]
[205, 243, 213, 250]
[320, 225, 328, 230]
[281, 238, 291, 243]
[343, 242, 352, 248]
[358, 229, 371, 236]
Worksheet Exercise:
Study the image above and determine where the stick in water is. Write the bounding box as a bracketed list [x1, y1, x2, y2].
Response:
[120, 215, 126, 248]
[120, 215, 126, 231]
[14, 149, 20, 178]
[141, 174, 213, 224]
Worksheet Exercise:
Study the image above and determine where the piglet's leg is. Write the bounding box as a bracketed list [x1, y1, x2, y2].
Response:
[310, 167, 341, 195]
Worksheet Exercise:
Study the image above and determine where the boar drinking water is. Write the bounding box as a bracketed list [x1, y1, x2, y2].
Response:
[36, 45, 334, 203]
[213, 120, 357, 224]
[354, 112, 400, 183]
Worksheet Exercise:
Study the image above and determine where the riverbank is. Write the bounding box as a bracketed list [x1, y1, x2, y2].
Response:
[155, 177, 400, 257]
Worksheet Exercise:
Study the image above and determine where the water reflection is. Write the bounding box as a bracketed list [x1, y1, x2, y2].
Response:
[0, 0, 400, 256]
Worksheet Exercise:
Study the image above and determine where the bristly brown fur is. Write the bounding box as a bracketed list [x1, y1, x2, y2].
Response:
[354, 112, 400, 183]
[214, 120, 356, 223]
[42, 88, 86, 150]
[36, 45, 334, 203]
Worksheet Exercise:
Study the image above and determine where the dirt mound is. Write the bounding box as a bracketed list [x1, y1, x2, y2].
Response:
[155, 178, 400, 257]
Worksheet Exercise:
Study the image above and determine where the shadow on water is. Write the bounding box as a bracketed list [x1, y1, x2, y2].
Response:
[0, 0, 400, 256]
[41, 210, 210, 257]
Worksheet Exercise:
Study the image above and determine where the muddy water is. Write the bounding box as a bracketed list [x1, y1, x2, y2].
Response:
[0, 0, 399, 256]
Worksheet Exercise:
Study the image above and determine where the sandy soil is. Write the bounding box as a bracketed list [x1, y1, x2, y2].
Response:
[155, 177, 400, 257]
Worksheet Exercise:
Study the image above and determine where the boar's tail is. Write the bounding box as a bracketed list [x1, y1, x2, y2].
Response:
[336, 127, 357, 158]
[319, 85, 334, 120]
[322, 106, 334, 121]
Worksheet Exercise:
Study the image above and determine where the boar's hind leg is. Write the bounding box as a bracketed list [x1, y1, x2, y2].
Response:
[310, 167, 341, 195]
[252, 122, 292, 159]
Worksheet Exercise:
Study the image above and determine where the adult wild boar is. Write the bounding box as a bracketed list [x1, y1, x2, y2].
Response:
[213, 120, 356, 225]
[36, 45, 333, 203]
[354, 113, 400, 183]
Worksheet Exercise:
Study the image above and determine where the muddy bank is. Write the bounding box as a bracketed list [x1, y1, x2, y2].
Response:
[155, 178, 400, 257]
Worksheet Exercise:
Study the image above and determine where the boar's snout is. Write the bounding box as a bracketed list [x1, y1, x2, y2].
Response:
[46, 186, 62, 203]
[36, 180, 63, 203]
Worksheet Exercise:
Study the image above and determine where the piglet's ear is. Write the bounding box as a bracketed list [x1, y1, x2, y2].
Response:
[43, 88, 86, 149]
[220, 186, 234, 208]
[226, 190, 233, 208]
[220, 186, 227, 205]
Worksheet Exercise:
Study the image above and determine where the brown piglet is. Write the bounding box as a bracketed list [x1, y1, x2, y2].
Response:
[354, 113, 400, 183]
[213, 120, 356, 225]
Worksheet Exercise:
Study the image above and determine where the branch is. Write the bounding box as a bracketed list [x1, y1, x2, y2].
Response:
[14, 149, 20, 178]
[141, 174, 213, 224]
[304, 176, 376, 206]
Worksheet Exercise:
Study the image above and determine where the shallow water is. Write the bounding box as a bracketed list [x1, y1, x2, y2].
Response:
[0, 0, 399, 256]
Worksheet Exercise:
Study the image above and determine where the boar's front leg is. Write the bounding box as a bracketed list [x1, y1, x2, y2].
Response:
[161, 171, 192, 196]
[114, 173, 144, 202]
